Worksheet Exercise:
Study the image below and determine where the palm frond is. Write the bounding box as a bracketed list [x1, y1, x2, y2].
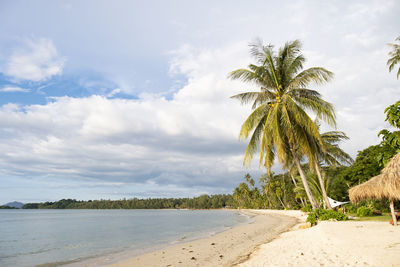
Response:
[289, 67, 334, 89]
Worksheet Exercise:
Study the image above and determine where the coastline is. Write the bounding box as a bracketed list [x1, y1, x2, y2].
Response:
[105, 210, 299, 267]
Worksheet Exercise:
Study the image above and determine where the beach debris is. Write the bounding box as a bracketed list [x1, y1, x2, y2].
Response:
[211, 242, 216, 245]
[301, 252, 304, 256]
[219, 255, 224, 258]
[191, 256, 196, 260]
[189, 250, 194, 253]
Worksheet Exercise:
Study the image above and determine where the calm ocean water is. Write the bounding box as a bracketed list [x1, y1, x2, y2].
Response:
[0, 209, 249, 267]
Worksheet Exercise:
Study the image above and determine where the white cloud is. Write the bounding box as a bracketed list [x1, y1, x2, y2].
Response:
[0, 0, 399, 202]
[4, 38, 65, 81]
[0, 44, 263, 197]
[0, 86, 30, 93]
[0, 34, 397, 199]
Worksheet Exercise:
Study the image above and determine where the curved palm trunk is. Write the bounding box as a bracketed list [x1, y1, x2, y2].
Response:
[314, 162, 332, 210]
[290, 173, 306, 207]
[293, 153, 319, 209]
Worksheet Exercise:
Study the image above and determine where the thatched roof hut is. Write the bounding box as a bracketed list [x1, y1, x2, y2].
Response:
[349, 175, 384, 203]
[380, 152, 400, 200]
[349, 152, 400, 225]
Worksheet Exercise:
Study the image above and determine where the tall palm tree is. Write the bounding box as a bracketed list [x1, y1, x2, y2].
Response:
[313, 130, 354, 209]
[388, 36, 400, 79]
[229, 39, 336, 209]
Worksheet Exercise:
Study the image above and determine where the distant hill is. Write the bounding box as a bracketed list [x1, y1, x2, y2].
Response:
[4, 201, 24, 209]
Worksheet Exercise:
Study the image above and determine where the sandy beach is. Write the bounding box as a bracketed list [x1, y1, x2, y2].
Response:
[240, 211, 400, 267]
[105, 209, 400, 267]
[106, 210, 298, 267]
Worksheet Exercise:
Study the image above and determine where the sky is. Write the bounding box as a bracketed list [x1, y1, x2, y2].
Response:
[0, 0, 399, 204]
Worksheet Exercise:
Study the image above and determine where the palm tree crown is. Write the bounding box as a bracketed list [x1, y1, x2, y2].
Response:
[229, 39, 336, 170]
[319, 130, 353, 166]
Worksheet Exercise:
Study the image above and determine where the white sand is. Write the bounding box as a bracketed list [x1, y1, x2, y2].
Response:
[101, 209, 400, 267]
[106, 210, 298, 267]
[240, 212, 400, 267]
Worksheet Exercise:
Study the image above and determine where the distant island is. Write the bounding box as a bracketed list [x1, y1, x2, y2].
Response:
[0, 205, 18, 209]
[21, 195, 234, 209]
[0, 201, 24, 209]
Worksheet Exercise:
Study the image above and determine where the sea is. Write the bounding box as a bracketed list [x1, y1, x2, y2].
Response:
[0, 209, 249, 267]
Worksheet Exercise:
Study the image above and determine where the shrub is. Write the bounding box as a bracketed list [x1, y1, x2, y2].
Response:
[306, 208, 348, 225]
[356, 206, 373, 217]
[318, 209, 348, 221]
[306, 211, 318, 225]
[344, 203, 357, 214]
[301, 204, 312, 212]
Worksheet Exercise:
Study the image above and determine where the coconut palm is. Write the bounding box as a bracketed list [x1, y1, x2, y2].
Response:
[294, 172, 330, 206]
[313, 130, 354, 209]
[229, 39, 336, 209]
[388, 36, 400, 79]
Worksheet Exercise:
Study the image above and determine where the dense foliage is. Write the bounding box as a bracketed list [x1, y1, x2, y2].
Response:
[378, 100, 400, 166]
[22, 194, 235, 209]
[0, 205, 18, 209]
[306, 209, 348, 225]
[356, 206, 374, 217]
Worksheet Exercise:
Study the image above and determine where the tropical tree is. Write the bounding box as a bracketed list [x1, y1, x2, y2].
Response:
[229, 39, 336, 209]
[387, 36, 400, 79]
[294, 171, 328, 205]
[378, 100, 400, 166]
[313, 130, 353, 209]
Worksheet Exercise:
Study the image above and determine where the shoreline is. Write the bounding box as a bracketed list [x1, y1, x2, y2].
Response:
[67, 209, 400, 267]
[61, 209, 252, 267]
[104, 209, 300, 267]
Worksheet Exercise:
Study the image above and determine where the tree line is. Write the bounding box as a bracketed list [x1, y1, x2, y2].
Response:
[231, 142, 395, 210]
[22, 194, 235, 209]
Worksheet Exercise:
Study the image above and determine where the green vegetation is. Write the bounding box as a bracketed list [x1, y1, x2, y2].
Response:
[354, 215, 392, 222]
[301, 204, 312, 212]
[0, 205, 18, 209]
[306, 209, 348, 225]
[229, 141, 397, 212]
[233, 172, 298, 209]
[22, 194, 235, 209]
[378, 100, 400, 166]
[356, 206, 373, 217]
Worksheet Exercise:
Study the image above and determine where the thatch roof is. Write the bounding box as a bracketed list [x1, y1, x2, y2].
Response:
[349, 152, 400, 203]
[349, 175, 383, 203]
